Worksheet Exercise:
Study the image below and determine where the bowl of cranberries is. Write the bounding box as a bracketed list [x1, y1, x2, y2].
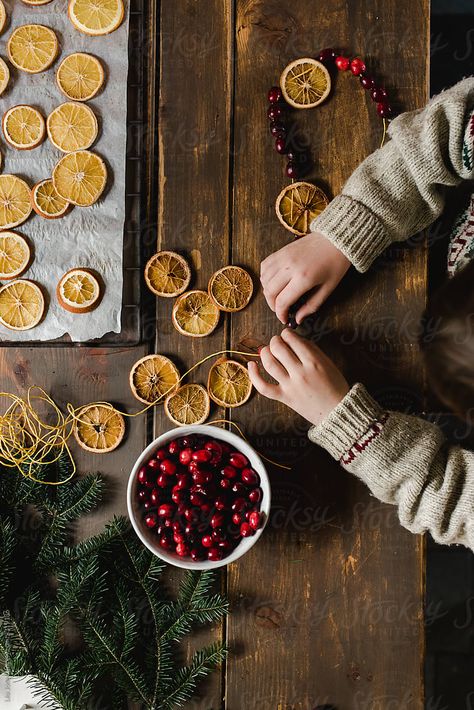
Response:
[127, 425, 270, 569]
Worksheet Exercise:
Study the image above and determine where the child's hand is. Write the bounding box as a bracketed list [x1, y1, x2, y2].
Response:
[260, 231, 351, 325]
[248, 328, 349, 427]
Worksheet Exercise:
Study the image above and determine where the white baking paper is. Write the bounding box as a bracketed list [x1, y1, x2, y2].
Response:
[0, 0, 130, 342]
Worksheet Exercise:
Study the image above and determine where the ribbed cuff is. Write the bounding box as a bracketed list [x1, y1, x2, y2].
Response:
[308, 383, 385, 460]
[310, 194, 391, 273]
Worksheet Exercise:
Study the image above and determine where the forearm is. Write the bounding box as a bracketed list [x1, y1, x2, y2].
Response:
[311, 78, 474, 272]
[309, 384, 474, 549]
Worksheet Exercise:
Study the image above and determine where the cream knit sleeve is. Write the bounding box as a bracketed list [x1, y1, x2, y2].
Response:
[308, 384, 474, 550]
[310, 78, 474, 272]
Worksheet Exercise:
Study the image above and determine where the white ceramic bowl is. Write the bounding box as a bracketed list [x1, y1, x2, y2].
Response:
[127, 424, 271, 570]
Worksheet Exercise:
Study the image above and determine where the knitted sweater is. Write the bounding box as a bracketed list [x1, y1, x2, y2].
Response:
[308, 78, 474, 550]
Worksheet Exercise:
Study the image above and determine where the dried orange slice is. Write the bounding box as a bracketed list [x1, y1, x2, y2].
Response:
[280, 58, 331, 109]
[57, 52, 105, 102]
[3, 105, 46, 150]
[172, 290, 220, 338]
[8, 25, 59, 74]
[208, 265, 253, 312]
[57, 268, 102, 313]
[31, 179, 71, 219]
[0, 2, 5, 35]
[165, 384, 210, 426]
[0, 232, 31, 280]
[129, 354, 180, 405]
[144, 250, 191, 298]
[0, 279, 44, 330]
[52, 150, 107, 207]
[22, 0, 54, 5]
[47, 102, 98, 153]
[73, 403, 125, 454]
[0, 175, 32, 230]
[0, 58, 10, 96]
[207, 359, 252, 408]
[276, 181, 329, 237]
[68, 0, 125, 36]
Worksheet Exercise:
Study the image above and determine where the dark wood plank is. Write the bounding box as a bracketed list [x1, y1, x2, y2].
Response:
[227, 0, 428, 707]
[154, 2, 233, 706]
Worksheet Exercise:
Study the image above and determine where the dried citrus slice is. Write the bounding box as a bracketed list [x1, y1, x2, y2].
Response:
[0, 175, 32, 230]
[0, 232, 31, 280]
[57, 268, 102, 313]
[207, 359, 252, 408]
[0, 2, 5, 35]
[22, 0, 54, 5]
[8, 25, 59, 74]
[165, 384, 210, 426]
[73, 403, 125, 454]
[280, 58, 331, 109]
[208, 265, 253, 312]
[172, 290, 220, 338]
[56, 52, 105, 102]
[0, 58, 10, 96]
[129, 354, 180, 405]
[52, 150, 107, 207]
[31, 179, 70, 219]
[0, 279, 44, 330]
[144, 250, 191, 298]
[47, 102, 98, 153]
[276, 181, 329, 237]
[68, 0, 125, 36]
[3, 105, 46, 150]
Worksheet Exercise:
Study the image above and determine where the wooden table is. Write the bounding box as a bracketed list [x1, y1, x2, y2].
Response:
[0, 1, 429, 707]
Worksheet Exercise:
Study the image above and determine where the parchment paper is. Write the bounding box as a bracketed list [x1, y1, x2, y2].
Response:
[0, 0, 130, 342]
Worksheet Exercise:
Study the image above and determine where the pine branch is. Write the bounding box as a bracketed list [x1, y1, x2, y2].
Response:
[160, 642, 228, 709]
[0, 517, 16, 604]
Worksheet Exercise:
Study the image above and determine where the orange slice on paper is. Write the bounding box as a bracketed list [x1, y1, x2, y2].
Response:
[280, 58, 331, 109]
[129, 354, 180, 405]
[8, 24, 59, 74]
[52, 150, 107, 207]
[0, 58, 10, 96]
[207, 359, 252, 408]
[74, 403, 125, 453]
[47, 102, 98, 153]
[68, 0, 125, 36]
[0, 175, 32, 230]
[57, 268, 102, 313]
[0, 232, 31, 280]
[0, 2, 6, 35]
[57, 52, 105, 102]
[165, 384, 210, 426]
[144, 250, 191, 298]
[31, 179, 71, 220]
[0, 279, 45, 331]
[3, 105, 46, 150]
[172, 290, 220, 338]
[275, 181, 329, 236]
[208, 265, 253, 312]
[21, 0, 54, 5]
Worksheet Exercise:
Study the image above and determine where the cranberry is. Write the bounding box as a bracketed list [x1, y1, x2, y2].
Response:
[211, 512, 225, 529]
[155, 448, 168, 461]
[179, 447, 193, 465]
[191, 548, 206, 562]
[335, 55, 350, 71]
[201, 534, 213, 548]
[317, 47, 337, 63]
[220, 477, 231, 490]
[214, 495, 227, 511]
[192, 469, 212, 485]
[267, 104, 283, 121]
[184, 508, 199, 524]
[156, 473, 169, 488]
[350, 57, 366, 76]
[275, 137, 287, 154]
[232, 512, 243, 526]
[248, 487, 262, 504]
[232, 482, 245, 496]
[268, 86, 282, 103]
[241, 468, 260, 485]
[184, 523, 195, 536]
[164, 518, 173, 528]
[171, 485, 186, 504]
[229, 452, 247, 469]
[157, 503, 175, 519]
[180, 435, 196, 448]
[189, 490, 205, 507]
[205, 440, 223, 464]
[177, 502, 187, 516]
[376, 101, 392, 118]
[212, 529, 226, 543]
[231, 497, 246, 513]
[168, 440, 181, 455]
[137, 466, 149, 485]
[173, 530, 185, 544]
[371, 86, 387, 103]
[176, 542, 190, 557]
[138, 487, 148, 502]
[240, 522, 254, 537]
[150, 488, 161, 506]
[172, 520, 183, 533]
[160, 459, 177, 476]
[360, 74, 375, 90]
[218, 539, 233, 553]
[270, 121, 286, 138]
[192, 449, 212, 463]
[176, 473, 191, 489]
[208, 547, 223, 561]
[286, 161, 299, 179]
[222, 465, 238, 479]
[249, 511, 263, 530]
[144, 513, 157, 529]
[158, 535, 173, 550]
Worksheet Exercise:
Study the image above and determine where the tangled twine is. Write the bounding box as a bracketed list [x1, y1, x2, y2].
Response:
[0, 350, 292, 486]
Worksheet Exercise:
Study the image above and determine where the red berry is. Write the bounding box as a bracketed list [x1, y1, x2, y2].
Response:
[176, 473, 191, 489]
[173, 531, 185, 544]
[214, 495, 227, 511]
[192, 449, 212, 463]
[192, 469, 212, 485]
[229, 452, 247, 469]
[212, 529, 226, 543]
[191, 548, 206, 562]
[189, 490, 205, 507]
[360, 74, 375, 90]
[248, 487, 262, 504]
[222, 465, 238, 479]
[171, 485, 186, 504]
[211, 512, 225, 529]
[160, 459, 177, 476]
[376, 101, 392, 118]
[156, 473, 169, 488]
[168, 440, 180, 455]
[231, 497, 246, 513]
[232, 482, 245, 496]
[155, 448, 168, 461]
[220, 477, 231, 490]
[267, 104, 283, 121]
[241, 468, 260, 486]
[270, 121, 286, 138]
[137, 466, 149, 485]
[144, 513, 157, 529]
[268, 86, 282, 103]
[158, 503, 175, 519]
[240, 522, 254, 537]
[317, 47, 337, 63]
[286, 161, 299, 179]
[176, 542, 190, 557]
[275, 137, 287, 154]
[350, 57, 366, 76]
[205, 440, 223, 464]
[172, 520, 182, 533]
[202, 534, 213, 548]
[179, 447, 193, 465]
[249, 511, 263, 530]
[150, 488, 160, 505]
[184, 508, 199, 524]
[232, 512, 243, 526]
[158, 535, 173, 550]
[208, 547, 223, 561]
[371, 86, 388, 103]
[335, 56, 350, 71]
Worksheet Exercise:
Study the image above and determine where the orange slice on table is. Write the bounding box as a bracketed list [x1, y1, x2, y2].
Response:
[0, 58, 10, 96]
[0, 2, 6, 35]
[208, 265, 253, 312]
[144, 250, 191, 298]
[57, 52, 105, 102]
[52, 150, 107, 207]
[68, 0, 125, 36]
[3, 105, 46, 150]
[0, 232, 31, 280]
[165, 384, 210, 426]
[0, 279, 44, 331]
[73, 403, 125, 454]
[280, 58, 331, 109]
[275, 181, 329, 237]
[207, 359, 252, 408]
[129, 354, 180, 405]
[57, 268, 102, 313]
[0, 175, 32, 230]
[47, 102, 98, 153]
[31, 179, 71, 219]
[172, 290, 220, 338]
[8, 25, 59, 74]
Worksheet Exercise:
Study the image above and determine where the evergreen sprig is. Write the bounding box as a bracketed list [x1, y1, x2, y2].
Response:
[0, 455, 228, 709]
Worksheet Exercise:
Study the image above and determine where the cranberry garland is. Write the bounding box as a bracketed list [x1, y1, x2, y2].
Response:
[267, 48, 393, 180]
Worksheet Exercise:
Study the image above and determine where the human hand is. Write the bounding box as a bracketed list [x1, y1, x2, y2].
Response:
[260, 231, 351, 325]
[248, 328, 349, 427]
